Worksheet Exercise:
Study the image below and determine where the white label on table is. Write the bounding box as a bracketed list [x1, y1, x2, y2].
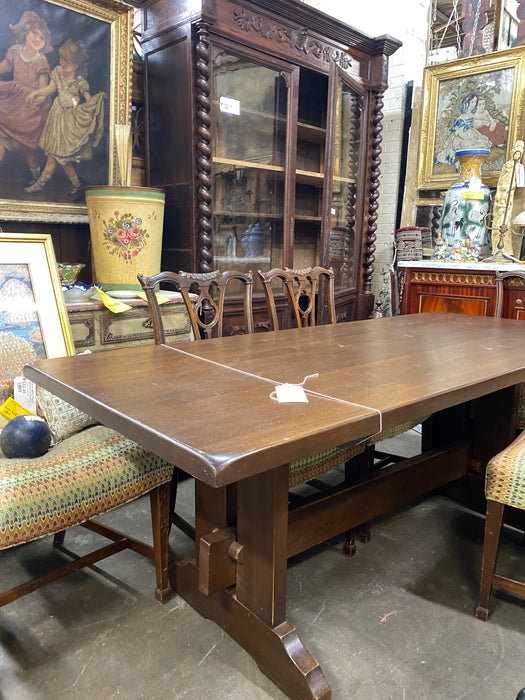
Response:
[220, 96, 241, 116]
[274, 384, 308, 403]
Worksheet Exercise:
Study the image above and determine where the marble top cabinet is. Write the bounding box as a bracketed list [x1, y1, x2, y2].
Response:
[398, 261, 525, 319]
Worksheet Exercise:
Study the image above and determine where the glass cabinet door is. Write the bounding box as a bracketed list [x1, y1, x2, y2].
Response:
[326, 77, 364, 294]
[211, 50, 291, 278]
[292, 68, 328, 271]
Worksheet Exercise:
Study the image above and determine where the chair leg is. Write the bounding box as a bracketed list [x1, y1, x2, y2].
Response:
[150, 482, 172, 603]
[53, 530, 66, 545]
[476, 499, 505, 621]
[343, 529, 356, 556]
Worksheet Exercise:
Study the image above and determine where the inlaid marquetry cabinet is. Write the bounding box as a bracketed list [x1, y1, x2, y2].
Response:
[398, 261, 525, 319]
[141, 0, 401, 331]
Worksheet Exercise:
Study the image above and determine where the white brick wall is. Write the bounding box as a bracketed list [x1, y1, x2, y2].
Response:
[301, 0, 431, 311]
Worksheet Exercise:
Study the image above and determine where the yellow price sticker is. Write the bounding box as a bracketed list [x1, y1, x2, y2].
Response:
[93, 287, 132, 313]
[136, 291, 171, 305]
[0, 397, 35, 420]
[464, 191, 484, 200]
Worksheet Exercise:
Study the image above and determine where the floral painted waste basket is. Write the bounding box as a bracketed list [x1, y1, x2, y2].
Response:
[85, 186, 165, 291]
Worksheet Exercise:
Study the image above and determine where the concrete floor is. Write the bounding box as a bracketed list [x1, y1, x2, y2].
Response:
[1, 431, 525, 700]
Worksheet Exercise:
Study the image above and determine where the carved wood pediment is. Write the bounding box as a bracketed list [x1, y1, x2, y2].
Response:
[232, 9, 351, 70]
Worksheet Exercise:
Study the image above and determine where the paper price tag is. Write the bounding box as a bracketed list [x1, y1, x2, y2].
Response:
[93, 287, 132, 313]
[274, 384, 308, 403]
[0, 397, 35, 420]
[137, 291, 171, 305]
[14, 376, 37, 414]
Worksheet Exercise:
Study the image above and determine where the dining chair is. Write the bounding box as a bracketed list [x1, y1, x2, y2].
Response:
[258, 266, 429, 550]
[475, 428, 525, 620]
[0, 423, 173, 606]
[138, 269, 255, 538]
[474, 269, 525, 620]
[258, 266, 371, 552]
[258, 265, 335, 329]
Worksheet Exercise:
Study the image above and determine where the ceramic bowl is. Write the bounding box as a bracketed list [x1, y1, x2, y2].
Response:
[62, 282, 101, 303]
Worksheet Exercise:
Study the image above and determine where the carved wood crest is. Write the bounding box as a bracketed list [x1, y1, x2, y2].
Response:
[233, 10, 351, 70]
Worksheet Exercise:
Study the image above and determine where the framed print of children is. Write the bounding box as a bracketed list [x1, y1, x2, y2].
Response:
[25, 38, 106, 200]
[0, 11, 53, 187]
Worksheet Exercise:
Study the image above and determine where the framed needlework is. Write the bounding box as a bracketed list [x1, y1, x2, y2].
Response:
[418, 48, 525, 190]
[0, 0, 133, 223]
[0, 232, 75, 416]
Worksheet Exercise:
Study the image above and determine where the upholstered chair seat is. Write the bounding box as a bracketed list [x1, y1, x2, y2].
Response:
[0, 425, 173, 606]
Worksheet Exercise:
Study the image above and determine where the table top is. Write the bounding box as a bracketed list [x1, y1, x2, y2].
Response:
[25, 313, 525, 487]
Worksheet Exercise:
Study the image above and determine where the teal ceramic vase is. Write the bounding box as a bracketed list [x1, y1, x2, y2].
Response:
[441, 149, 492, 261]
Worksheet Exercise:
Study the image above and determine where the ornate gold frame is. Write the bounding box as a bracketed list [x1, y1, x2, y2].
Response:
[0, 232, 75, 419]
[0, 0, 133, 223]
[418, 48, 525, 191]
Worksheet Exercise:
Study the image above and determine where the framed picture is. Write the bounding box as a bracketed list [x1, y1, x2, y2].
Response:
[418, 48, 525, 190]
[0, 0, 133, 223]
[0, 232, 75, 415]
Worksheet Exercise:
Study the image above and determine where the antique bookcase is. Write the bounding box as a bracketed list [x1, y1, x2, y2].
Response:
[141, 0, 401, 331]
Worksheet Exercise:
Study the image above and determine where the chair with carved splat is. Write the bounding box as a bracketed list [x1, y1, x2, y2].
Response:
[138, 269, 254, 538]
[258, 266, 428, 551]
[257, 266, 371, 551]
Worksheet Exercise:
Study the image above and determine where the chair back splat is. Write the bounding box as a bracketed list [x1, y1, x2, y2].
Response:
[138, 269, 254, 342]
[257, 266, 335, 330]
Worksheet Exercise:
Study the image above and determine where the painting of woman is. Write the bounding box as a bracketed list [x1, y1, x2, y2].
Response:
[434, 93, 493, 166]
[0, 11, 53, 185]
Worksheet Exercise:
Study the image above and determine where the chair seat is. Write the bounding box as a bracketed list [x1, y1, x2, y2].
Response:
[0, 424, 174, 550]
[365, 416, 430, 445]
[485, 428, 525, 509]
[289, 443, 364, 488]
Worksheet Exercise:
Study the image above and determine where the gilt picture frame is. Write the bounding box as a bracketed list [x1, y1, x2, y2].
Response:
[0, 232, 75, 415]
[418, 48, 525, 190]
[0, 0, 133, 223]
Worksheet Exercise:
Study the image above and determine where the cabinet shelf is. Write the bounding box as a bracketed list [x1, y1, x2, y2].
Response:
[214, 211, 282, 219]
[295, 169, 324, 186]
[214, 255, 271, 264]
[297, 121, 326, 143]
[295, 215, 322, 223]
[213, 157, 285, 174]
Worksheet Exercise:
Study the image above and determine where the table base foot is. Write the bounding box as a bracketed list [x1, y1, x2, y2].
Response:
[176, 560, 331, 700]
